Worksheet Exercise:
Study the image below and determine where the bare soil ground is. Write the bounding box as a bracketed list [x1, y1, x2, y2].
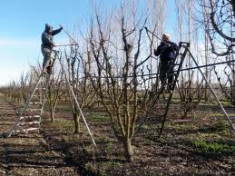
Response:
[0, 94, 234, 176]
[0, 96, 79, 175]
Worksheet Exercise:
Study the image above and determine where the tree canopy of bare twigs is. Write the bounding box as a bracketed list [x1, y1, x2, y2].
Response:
[200, 0, 234, 56]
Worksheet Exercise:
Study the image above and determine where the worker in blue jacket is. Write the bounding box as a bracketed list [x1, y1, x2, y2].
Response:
[154, 34, 178, 91]
[41, 23, 63, 74]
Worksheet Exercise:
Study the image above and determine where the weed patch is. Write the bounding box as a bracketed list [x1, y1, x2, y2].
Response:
[91, 115, 108, 122]
[51, 119, 75, 132]
[191, 140, 235, 156]
[198, 121, 227, 134]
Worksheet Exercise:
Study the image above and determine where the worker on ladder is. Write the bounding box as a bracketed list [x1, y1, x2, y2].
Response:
[41, 23, 63, 74]
[154, 34, 178, 92]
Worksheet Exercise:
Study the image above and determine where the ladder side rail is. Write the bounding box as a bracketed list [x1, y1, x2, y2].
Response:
[7, 74, 44, 137]
[20, 74, 44, 116]
[171, 44, 189, 91]
[187, 48, 235, 133]
[39, 75, 52, 124]
[58, 56, 97, 147]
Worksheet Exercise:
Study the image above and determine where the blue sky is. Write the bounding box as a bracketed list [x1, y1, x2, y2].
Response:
[0, 0, 176, 86]
[0, 0, 91, 85]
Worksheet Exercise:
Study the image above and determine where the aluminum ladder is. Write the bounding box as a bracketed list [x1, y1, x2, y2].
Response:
[7, 72, 51, 137]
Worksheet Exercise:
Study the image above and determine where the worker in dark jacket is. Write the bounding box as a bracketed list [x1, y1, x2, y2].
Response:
[154, 34, 178, 91]
[41, 23, 63, 74]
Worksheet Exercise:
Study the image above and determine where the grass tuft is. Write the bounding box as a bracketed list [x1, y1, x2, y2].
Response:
[91, 115, 108, 122]
[192, 140, 235, 156]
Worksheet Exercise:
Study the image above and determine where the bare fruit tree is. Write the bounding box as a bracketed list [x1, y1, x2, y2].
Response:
[87, 0, 158, 162]
[64, 45, 82, 134]
[63, 43, 96, 133]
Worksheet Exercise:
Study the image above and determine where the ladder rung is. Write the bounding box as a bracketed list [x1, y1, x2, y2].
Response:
[14, 127, 40, 134]
[18, 121, 40, 126]
[25, 127, 39, 131]
[20, 115, 40, 120]
[35, 88, 47, 90]
[179, 42, 190, 47]
[29, 102, 42, 105]
[23, 127, 39, 133]
[26, 109, 41, 112]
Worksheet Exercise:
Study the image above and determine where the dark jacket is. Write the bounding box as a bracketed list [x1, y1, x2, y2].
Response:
[41, 24, 62, 50]
[154, 41, 178, 61]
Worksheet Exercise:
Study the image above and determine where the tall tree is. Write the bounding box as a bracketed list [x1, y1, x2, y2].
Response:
[200, 0, 235, 104]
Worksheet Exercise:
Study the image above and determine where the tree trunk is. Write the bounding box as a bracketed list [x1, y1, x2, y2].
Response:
[50, 110, 55, 123]
[73, 113, 80, 134]
[232, 84, 235, 105]
[123, 139, 134, 162]
[231, 0, 235, 17]
[50, 105, 56, 123]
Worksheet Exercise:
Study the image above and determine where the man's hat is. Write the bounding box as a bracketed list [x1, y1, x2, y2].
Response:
[45, 23, 53, 30]
[162, 33, 170, 41]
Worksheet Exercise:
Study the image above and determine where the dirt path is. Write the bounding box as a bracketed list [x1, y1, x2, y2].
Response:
[0, 95, 79, 176]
